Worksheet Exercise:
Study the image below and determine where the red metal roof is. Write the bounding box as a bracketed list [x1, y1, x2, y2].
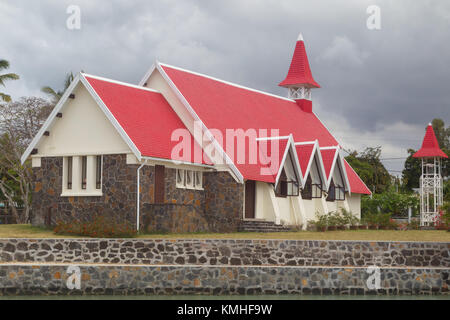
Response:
[295, 143, 315, 178]
[278, 38, 320, 88]
[344, 159, 372, 195]
[413, 124, 448, 158]
[161, 64, 369, 193]
[242, 138, 290, 183]
[320, 148, 339, 179]
[84, 75, 211, 165]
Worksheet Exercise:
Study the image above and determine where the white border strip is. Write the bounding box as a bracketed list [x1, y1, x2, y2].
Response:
[155, 62, 295, 103]
[155, 62, 244, 183]
[83, 72, 160, 93]
[21, 74, 83, 164]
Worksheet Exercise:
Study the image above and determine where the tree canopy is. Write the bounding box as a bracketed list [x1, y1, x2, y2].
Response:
[345, 146, 392, 194]
[0, 59, 20, 102]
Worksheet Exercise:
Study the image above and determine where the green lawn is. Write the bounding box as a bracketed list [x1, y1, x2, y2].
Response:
[0, 224, 449, 242]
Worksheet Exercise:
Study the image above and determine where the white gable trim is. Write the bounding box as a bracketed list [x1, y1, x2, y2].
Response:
[80, 74, 142, 160]
[295, 140, 328, 189]
[320, 146, 351, 192]
[138, 63, 156, 86]
[153, 61, 244, 183]
[21, 73, 141, 164]
[337, 151, 352, 194]
[21, 74, 82, 164]
[145, 62, 295, 103]
[274, 135, 303, 189]
[320, 146, 340, 187]
[84, 72, 160, 93]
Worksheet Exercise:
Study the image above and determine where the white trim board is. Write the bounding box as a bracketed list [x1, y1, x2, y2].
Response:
[140, 61, 295, 103]
[154, 61, 244, 184]
[21, 73, 142, 164]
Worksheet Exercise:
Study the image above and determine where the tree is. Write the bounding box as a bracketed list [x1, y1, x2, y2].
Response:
[41, 72, 75, 104]
[0, 97, 52, 223]
[0, 59, 20, 102]
[345, 146, 392, 194]
[431, 118, 450, 150]
[402, 149, 421, 192]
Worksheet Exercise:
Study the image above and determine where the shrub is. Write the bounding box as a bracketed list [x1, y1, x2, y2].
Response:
[361, 190, 419, 217]
[407, 219, 420, 230]
[341, 208, 359, 226]
[54, 216, 137, 238]
[433, 209, 449, 230]
[309, 212, 328, 231]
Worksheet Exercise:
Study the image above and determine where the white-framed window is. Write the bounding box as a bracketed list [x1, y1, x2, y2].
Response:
[62, 155, 103, 196]
[176, 169, 203, 190]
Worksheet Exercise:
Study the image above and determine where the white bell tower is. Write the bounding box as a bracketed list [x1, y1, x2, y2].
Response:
[413, 123, 448, 226]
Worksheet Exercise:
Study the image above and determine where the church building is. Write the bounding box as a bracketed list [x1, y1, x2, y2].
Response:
[22, 33, 371, 232]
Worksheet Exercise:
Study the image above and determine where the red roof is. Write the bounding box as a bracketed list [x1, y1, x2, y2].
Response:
[344, 160, 371, 195]
[84, 75, 211, 165]
[320, 148, 339, 179]
[295, 143, 315, 178]
[278, 37, 320, 88]
[160, 64, 370, 193]
[413, 124, 448, 158]
[242, 138, 290, 183]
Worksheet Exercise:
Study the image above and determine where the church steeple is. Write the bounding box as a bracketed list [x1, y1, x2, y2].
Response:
[279, 33, 320, 112]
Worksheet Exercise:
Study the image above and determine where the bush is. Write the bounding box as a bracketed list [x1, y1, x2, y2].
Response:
[54, 216, 137, 238]
[341, 208, 359, 226]
[407, 219, 420, 230]
[309, 212, 328, 231]
[362, 190, 419, 217]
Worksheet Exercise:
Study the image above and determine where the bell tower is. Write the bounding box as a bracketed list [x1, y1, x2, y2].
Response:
[413, 123, 448, 226]
[279, 33, 320, 113]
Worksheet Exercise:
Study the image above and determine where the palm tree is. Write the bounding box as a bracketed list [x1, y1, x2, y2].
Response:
[41, 72, 75, 104]
[0, 59, 20, 102]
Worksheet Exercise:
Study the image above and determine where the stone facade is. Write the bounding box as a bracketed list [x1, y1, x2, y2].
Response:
[32, 155, 141, 227]
[0, 264, 448, 295]
[1, 239, 448, 268]
[203, 171, 244, 232]
[31, 155, 244, 232]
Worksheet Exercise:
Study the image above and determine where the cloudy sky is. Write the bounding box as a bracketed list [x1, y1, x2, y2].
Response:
[1, 0, 449, 174]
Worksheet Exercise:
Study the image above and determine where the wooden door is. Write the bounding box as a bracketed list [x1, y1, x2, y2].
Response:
[244, 180, 256, 219]
[154, 165, 165, 204]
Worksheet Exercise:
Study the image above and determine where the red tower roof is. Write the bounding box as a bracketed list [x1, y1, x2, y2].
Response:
[413, 124, 448, 158]
[279, 34, 320, 88]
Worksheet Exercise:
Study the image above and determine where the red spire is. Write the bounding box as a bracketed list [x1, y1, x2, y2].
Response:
[413, 124, 448, 158]
[279, 33, 320, 88]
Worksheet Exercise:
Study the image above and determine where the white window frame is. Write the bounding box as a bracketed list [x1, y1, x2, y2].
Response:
[176, 169, 203, 190]
[61, 155, 103, 197]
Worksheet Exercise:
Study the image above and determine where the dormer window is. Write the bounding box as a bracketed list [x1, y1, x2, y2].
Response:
[326, 179, 336, 202]
[275, 169, 299, 197]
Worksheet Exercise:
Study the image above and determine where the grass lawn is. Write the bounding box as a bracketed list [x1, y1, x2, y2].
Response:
[0, 224, 449, 242]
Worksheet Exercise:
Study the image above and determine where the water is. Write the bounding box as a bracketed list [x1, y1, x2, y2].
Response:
[0, 295, 448, 300]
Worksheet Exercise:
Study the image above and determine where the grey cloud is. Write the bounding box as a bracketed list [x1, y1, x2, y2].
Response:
[1, 0, 449, 173]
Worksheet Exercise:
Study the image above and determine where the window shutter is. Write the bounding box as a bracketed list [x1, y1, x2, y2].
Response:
[154, 165, 165, 204]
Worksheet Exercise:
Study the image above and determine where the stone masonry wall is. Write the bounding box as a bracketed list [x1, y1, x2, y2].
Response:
[1, 239, 448, 267]
[204, 171, 244, 232]
[0, 264, 448, 295]
[32, 155, 244, 232]
[32, 155, 141, 227]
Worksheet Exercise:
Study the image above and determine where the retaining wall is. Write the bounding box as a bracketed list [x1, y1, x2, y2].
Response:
[0, 264, 448, 296]
[0, 239, 448, 267]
